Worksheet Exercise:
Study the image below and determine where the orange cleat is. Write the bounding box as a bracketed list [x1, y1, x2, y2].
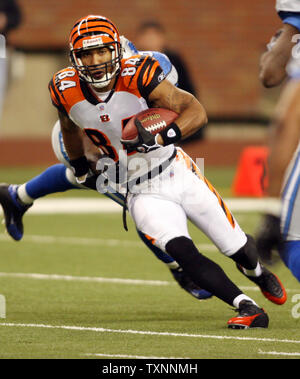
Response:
[227, 300, 269, 329]
[236, 264, 287, 305]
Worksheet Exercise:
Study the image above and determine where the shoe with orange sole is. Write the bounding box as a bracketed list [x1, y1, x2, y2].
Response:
[236, 264, 287, 305]
[227, 300, 269, 329]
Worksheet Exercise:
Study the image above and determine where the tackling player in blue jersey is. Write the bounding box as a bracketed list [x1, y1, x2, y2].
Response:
[257, 0, 300, 282]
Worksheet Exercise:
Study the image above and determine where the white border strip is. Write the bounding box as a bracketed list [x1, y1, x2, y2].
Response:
[1, 322, 300, 344]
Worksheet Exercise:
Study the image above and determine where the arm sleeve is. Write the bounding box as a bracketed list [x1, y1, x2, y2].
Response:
[48, 76, 69, 117]
[136, 56, 166, 100]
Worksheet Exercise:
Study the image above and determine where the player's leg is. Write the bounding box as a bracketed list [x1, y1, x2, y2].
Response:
[0, 166, 79, 241]
[137, 230, 213, 300]
[181, 158, 286, 306]
[0, 120, 81, 240]
[128, 193, 268, 328]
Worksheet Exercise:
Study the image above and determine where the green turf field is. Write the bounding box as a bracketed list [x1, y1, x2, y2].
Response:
[0, 212, 299, 359]
[0, 167, 299, 359]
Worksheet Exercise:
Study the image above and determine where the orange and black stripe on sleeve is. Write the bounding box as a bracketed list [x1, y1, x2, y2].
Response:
[137, 56, 165, 99]
[48, 77, 68, 116]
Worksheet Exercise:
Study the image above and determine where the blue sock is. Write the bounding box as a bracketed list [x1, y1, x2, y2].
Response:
[281, 241, 300, 282]
[137, 230, 175, 264]
[25, 164, 78, 199]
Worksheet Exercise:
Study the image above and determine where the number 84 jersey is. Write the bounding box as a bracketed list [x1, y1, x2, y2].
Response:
[48, 54, 174, 170]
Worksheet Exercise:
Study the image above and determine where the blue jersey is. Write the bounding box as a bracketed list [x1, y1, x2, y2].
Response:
[120, 36, 178, 86]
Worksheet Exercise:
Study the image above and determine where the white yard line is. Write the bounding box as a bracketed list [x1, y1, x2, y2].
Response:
[3, 198, 121, 214]
[84, 353, 190, 359]
[0, 198, 282, 215]
[0, 322, 300, 345]
[258, 349, 300, 357]
[0, 233, 143, 248]
[0, 271, 299, 294]
[0, 233, 218, 252]
[0, 272, 170, 286]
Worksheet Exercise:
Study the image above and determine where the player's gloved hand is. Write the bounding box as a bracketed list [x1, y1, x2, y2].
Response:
[69, 156, 90, 184]
[256, 213, 282, 265]
[120, 118, 162, 153]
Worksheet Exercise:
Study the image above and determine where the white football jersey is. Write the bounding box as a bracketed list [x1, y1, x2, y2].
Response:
[49, 55, 175, 185]
[276, 0, 300, 12]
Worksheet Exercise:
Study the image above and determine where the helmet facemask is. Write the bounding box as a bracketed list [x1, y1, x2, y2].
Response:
[69, 15, 123, 89]
[70, 41, 122, 89]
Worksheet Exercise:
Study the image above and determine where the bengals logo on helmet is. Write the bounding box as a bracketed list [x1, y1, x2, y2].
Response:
[69, 15, 123, 89]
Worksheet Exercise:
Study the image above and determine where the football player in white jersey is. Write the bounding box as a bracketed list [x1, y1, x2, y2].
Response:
[44, 14, 287, 329]
[0, 35, 214, 301]
[260, 0, 300, 87]
[256, 1, 300, 282]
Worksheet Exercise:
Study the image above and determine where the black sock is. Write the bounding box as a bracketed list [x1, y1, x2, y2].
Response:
[166, 236, 243, 306]
[230, 235, 259, 270]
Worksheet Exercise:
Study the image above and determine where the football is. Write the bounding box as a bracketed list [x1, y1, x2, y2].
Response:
[122, 108, 178, 141]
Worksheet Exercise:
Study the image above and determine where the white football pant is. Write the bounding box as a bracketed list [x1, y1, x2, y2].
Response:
[128, 148, 247, 254]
